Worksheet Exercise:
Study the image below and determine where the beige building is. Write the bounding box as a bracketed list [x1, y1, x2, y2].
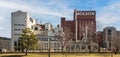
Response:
[33, 24, 63, 52]
[0, 37, 11, 52]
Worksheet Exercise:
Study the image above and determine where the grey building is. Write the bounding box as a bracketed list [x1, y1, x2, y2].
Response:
[100, 27, 120, 52]
[0, 37, 11, 52]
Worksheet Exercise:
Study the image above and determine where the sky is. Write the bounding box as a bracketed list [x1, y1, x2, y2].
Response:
[0, 0, 120, 38]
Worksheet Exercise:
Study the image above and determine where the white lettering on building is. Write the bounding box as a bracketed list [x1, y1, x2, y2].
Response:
[76, 12, 95, 15]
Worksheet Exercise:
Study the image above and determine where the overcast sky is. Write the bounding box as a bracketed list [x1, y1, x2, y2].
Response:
[0, 0, 120, 38]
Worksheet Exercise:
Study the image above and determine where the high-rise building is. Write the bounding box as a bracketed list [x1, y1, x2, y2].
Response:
[61, 9, 96, 42]
[11, 10, 36, 51]
[103, 27, 116, 49]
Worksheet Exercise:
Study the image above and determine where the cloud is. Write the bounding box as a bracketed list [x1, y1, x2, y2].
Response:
[0, 16, 11, 37]
[0, 0, 73, 18]
[1, 0, 120, 37]
[0, 1, 32, 11]
[0, 16, 4, 25]
[97, 1, 120, 30]
[0, 0, 74, 37]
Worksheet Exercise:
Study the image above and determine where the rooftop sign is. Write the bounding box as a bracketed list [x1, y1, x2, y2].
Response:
[76, 11, 95, 15]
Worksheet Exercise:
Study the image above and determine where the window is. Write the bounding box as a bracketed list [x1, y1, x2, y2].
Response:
[41, 38, 48, 41]
[14, 24, 17, 26]
[18, 29, 20, 31]
[45, 29, 48, 31]
[18, 33, 21, 35]
[14, 41, 17, 46]
[35, 27, 38, 30]
[66, 47, 70, 51]
[14, 33, 17, 35]
[18, 24, 21, 26]
[14, 28, 17, 31]
[103, 42, 107, 48]
[21, 24, 24, 26]
[82, 45, 85, 49]
[108, 29, 111, 35]
[76, 45, 80, 48]
[18, 41, 20, 46]
[109, 43, 111, 48]
[31, 26, 33, 29]
[14, 24, 24, 26]
[30, 17, 33, 23]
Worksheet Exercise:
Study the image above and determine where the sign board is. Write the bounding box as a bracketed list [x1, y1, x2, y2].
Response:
[76, 12, 95, 15]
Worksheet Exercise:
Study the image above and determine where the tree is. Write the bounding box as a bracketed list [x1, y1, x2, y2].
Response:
[81, 21, 99, 53]
[19, 28, 38, 55]
[55, 26, 73, 54]
[55, 28, 65, 54]
[61, 27, 73, 53]
[113, 32, 120, 54]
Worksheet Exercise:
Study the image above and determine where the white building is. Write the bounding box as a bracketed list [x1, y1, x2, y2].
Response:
[34, 24, 63, 52]
[11, 10, 64, 52]
[11, 10, 36, 51]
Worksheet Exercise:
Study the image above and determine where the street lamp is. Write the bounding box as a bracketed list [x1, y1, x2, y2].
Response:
[47, 32, 51, 57]
[47, 30, 55, 57]
[48, 36, 50, 57]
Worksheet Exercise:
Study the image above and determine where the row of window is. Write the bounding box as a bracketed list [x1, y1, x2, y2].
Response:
[42, 43, 60, 45]
[30, 17, 33, 23]
[14, 24, 24, 26]
[34, 27, 46, 31]
[37, 49, 61, 50]
[39, 38, 60, 41]
[43, 45, 60, 47]
[42, 46, 61, 49]
[14, 28, 24, 31]
[14, 33, 22, 36]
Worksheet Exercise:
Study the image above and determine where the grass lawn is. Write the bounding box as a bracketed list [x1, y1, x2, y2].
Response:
[0, 53, 120, 57]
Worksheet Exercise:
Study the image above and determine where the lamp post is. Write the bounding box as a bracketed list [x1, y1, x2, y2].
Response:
[47, 30, 55, 57]
[48, 37, 50, 57]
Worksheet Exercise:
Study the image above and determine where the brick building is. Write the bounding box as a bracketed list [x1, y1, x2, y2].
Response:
[61, 9, 98, 52]
[61, 9, 96, 42]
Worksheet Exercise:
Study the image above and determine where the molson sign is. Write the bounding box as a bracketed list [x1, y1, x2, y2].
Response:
[76, 11, 95, 15]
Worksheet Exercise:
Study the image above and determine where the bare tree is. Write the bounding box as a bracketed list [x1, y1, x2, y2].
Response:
[113, 31, 120, 54]
[55, 26, 73, 53]
[80, 20, 102, 53]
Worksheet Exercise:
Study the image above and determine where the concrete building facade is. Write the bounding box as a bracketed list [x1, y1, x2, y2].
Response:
[11, 10, 36, 51]
[33, 24, 63, 52]
[98, 27, 120, 52]
[11, 10, 63, 52]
